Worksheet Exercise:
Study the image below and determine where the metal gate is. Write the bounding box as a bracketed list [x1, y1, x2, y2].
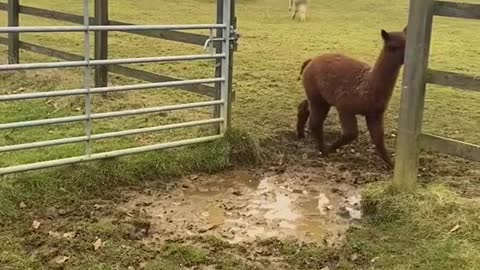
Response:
[0, 0, 238, 175]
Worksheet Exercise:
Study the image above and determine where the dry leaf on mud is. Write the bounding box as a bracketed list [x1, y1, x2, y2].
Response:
[450, 224, 461, 233]
[63, 231, 76, 239]
[48, 231, 61, 238]
[32, 220, 41, 230]
[19, 202, 27, 208]
[52, 256, 70, 265]
[93, 238, 103, 251]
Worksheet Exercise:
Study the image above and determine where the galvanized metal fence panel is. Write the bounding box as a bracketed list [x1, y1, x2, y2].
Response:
[0, 0, 237, 175]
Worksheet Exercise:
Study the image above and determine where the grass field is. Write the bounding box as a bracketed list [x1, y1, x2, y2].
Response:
[0, 0, 479, 269]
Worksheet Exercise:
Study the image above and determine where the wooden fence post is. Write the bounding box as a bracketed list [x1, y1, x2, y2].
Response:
[392, 0, 434, 191]
[8, 0, 20, 64]
[94, 0, 108, 88]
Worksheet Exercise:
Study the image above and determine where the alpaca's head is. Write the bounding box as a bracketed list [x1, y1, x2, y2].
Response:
[381, 26, 407, 65]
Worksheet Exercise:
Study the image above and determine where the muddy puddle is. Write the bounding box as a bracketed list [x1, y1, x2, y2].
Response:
[117, 167, 362, 245]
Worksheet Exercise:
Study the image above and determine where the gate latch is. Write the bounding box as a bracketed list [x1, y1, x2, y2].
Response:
[203, 26, 240, 53]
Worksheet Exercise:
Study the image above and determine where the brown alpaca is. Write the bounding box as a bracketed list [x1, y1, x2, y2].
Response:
[297, 27, 407, 169]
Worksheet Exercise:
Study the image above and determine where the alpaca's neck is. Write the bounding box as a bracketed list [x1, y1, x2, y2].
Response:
[368, 49, 403, 103]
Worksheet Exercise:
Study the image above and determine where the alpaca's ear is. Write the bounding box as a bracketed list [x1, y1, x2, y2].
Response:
[381, 29, 390, 41]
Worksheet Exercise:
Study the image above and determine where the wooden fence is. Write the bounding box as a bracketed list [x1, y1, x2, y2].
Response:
[393, 0, 480, 191]
[0, 0, 227, 98]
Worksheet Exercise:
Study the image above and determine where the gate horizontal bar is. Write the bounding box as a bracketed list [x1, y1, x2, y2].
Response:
[434, 1, 480, 20]
[419, 133, 480, 162]
[0, 100, 224, 130]
[0, 3, 209, 46]
[0, 54, 225, 71]
[0, 37, 217, 97]
[0, 118, 223, 153]
[0, 78, 223, 101]
[0, 134, 223, 175]
[0, 24, 226, 33]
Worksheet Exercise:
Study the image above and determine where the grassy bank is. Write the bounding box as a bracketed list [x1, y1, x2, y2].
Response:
[0, 128, 261, 221]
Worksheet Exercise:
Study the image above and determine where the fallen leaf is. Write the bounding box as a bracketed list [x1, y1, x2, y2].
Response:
[351, 253, 359, 261]
[53, 256, 70, 265]
[19, 202, 27, 209]
[450, 224, 460, 233]
[32, 220, 41, 230]
[94, 204, 106, 210]
[198, 224, 219, 233]
[63, 232, 76, 239]
[93, 238, 103, 251]
[48, 231, 61, 238]
[139, 262, 147, 269]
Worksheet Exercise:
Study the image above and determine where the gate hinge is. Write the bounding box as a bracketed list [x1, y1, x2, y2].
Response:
[230, 26, 240, 51]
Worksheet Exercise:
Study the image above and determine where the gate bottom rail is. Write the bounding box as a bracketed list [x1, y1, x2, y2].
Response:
[0, 134, 223, 175]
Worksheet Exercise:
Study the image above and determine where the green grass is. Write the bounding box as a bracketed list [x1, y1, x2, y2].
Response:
[0, 128, 261, 220]
[337, 184, 480, 270]
[0, 0, 479, 269]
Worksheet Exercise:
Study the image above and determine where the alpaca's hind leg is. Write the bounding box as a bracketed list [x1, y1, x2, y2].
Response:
[366, 114, 393, 169]
[297, 99, 310, 139]
[308, 100, 330, 152]
[326, 112, 358, 154]
[299, 4, 307, 21]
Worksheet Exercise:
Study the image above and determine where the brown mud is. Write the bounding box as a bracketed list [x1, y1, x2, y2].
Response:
[116, 164, 364, 246]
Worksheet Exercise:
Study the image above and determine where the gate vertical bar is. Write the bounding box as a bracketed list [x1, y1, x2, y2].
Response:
[227, 0, 236, 129]
[95, 0, 109, 89]
[83, 0, 93, 155]
[393, 0, 434, 191]
[220, 0, 232, 132]
[7, 0, 19, 64]
[213, 0, 224, 134]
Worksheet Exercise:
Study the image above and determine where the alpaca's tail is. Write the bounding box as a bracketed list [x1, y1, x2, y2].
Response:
[298, 58, 311, 80]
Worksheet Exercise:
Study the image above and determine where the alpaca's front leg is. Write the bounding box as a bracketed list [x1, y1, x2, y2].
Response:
[291, 8, 297, 20]
[327, 112, 358, 154]
[366, 114, 394, 169]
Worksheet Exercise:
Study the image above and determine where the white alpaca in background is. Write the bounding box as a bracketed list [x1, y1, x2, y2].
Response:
[289, 0, 309, 21]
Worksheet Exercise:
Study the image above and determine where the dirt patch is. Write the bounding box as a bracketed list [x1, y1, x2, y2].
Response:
[116, 165, 363, 246]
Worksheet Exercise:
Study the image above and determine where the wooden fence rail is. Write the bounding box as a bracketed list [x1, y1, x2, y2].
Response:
[393, 0, 480, 191]
[0, 0, 216, 96]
